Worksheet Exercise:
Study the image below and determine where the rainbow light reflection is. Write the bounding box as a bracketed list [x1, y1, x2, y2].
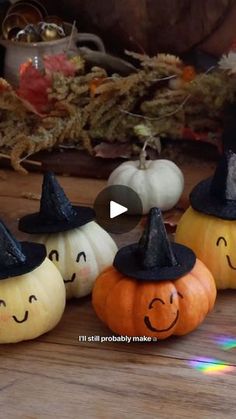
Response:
[189, 357, 234, 375]
[215, 336, 236, 350]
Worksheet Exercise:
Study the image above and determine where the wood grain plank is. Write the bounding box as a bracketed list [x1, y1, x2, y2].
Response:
[0, 170, 105, 205]
[31, 291, 236, 365]
[0, 341, 235, 419]
[0, 150, 126, 179]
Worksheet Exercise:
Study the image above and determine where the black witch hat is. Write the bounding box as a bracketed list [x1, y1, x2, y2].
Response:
[114, 208, 196, 281]
[0, 221, 46, 280]
[19, 172, 95, 234]
[190, 149, 236, 220]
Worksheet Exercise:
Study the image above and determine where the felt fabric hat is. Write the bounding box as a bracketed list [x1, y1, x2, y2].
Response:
[190, 149, 236, 220]
[113, 208, 196, 281]
[19, 171, 95, 234]
[0, 221, 46, 280]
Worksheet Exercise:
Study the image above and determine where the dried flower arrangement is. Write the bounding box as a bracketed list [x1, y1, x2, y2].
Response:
[0, 50, 235, 173]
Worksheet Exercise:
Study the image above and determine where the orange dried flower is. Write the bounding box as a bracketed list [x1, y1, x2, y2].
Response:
[182, 65, 196, 82]
[89, 77, 106, 96]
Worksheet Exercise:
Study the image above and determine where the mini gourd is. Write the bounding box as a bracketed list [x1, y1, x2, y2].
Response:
[0, 221, 65, 344]
[92, 208, 216, 340]
[176, 149, 236, 289]
[19, 172, 117, 299]
[108, 135, 184, 214]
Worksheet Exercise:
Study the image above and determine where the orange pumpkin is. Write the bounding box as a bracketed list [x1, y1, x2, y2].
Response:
[92, 208, 216, 340]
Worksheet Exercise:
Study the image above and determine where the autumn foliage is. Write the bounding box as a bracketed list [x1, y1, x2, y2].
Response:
[17, 54, 77, 114]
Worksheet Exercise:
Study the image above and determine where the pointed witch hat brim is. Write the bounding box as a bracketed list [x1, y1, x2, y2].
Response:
[0, 221, 46, 280]
[113, 208, 196, 281]
[19, 207, 95, 234]
[18, 171, 95, 234]
[190, 149, 236, 220]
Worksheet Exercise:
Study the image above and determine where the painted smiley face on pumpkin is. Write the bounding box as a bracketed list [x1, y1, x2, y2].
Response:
[144, 291, 184, 333]
[92, 259, 216, 341]
[0, 258, 65, 344]
[33, 222, 118, 299]
[0, 294, 38, 324]
[48, 249, 88, 284]
[176, 207, 236, 289]
[216, 236, 236, 270]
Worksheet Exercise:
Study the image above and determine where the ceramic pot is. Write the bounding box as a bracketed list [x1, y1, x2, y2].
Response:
[0, 22, 105, 85]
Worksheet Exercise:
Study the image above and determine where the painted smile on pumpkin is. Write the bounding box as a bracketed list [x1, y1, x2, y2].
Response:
[64, 273, 76, 284]
[144, 292, 183, 333]
[226, 255, 236, 270]
[12, 310, 29, 324]
[144, 310, 179, 332]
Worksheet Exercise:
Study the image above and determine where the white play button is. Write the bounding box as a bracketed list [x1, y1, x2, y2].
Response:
[94, 185, 143, 234]
[110, 201, 128, 219]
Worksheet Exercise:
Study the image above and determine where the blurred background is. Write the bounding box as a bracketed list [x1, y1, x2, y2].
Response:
[39, 0, 236, 58]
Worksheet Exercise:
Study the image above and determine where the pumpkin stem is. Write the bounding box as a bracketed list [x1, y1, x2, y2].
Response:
[40, 171, 77, 222]
[139, 139, 148, 170]
[0, 221, 26, 267]
[134, 124, 161, 170]
[138, 208, 178, 269]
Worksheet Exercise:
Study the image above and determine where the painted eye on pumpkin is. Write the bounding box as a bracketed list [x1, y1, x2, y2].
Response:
[216, 237, 227, 247]
[148, 298, 165, 308]
[170, 291, 183, 304]
[29, 295, 37, 303]
[49, 250, 59, 262]
[0, 299, 6, 307]
[76, 252, 86, 263]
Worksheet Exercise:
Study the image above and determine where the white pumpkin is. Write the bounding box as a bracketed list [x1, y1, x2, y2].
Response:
[0, 258, 65, 344]
[108, 159, 184, 214]
[32, 221, 118, 299]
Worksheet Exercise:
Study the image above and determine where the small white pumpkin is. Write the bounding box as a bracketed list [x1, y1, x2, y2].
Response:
[108, 155, 184, 214]
[19, 172, 118, 300]
[33, 222, 118, 299]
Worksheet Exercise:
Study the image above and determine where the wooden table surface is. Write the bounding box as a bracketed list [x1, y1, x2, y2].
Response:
[0, 164, 236, 419]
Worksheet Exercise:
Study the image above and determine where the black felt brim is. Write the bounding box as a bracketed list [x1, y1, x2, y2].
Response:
[0, 242, 46, 280]
[113, 242, 196, 281]
[190, 177, 236, 220]
[19, 206, 95, 234]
